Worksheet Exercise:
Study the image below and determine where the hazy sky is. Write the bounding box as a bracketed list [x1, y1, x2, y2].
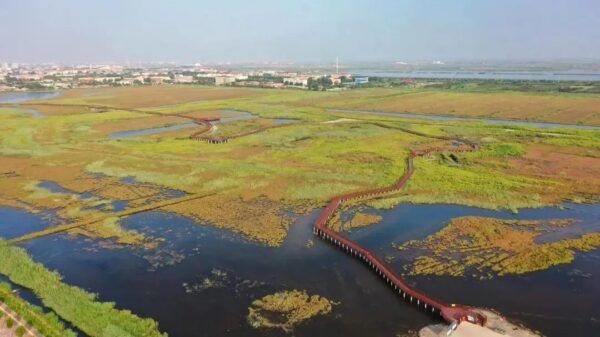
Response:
[1, 0, 599, 64]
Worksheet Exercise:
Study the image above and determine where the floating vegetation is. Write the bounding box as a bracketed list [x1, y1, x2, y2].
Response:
[247, 290, 335, 331]
[398, 216, 600, 278]
[182, 269, 267, 296]
[142, 247, 186, 271]
[164, 195, 294, 247]
[183, 269, 230, 293]
[234, 279, 267, 294]
[342, 211, 382, 231]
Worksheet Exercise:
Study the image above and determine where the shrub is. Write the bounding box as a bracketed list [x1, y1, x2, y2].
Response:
[15, 326, 26, 337]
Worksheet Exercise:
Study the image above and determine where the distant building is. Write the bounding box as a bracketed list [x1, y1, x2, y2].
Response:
[330, 73, 352, 85]
[95, 76, 119, 83]
[149, 76, 171, 85]
[284, 76, 310, 87]
[214, 76, 236, 86]
[174, 75, 194, 83]
[77, 77, 96, 85]
[118, 78, 137, 86]
[14, 73, 42, 81]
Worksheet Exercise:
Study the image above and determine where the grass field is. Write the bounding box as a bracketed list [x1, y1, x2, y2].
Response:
[288, 88, 600, 126]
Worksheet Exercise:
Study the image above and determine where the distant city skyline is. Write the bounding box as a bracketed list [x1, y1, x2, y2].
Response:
[1, 0, 599, 64]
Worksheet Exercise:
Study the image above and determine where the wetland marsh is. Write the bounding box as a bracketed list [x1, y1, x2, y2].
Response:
[0, 86, 599, 337]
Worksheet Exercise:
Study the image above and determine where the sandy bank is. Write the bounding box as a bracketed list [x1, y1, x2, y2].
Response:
[419, 309, 542, 337]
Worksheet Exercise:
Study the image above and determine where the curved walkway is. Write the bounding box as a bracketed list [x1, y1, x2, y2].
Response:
[192, 117, 488, 325]
[313, 131, 487, 327]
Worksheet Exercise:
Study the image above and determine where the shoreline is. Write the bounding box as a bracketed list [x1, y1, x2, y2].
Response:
[419, 309, 542, 337]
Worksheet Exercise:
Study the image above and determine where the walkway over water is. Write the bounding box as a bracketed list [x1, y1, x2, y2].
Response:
[313, 135, 487, 327]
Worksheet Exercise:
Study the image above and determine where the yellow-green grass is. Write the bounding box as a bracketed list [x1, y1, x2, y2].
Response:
[398, 216, 600, 278]
[0, 242, 166, 337]
[291, 88, 600, 126]
[0, 282, 76, 337]
[1, 85, 599, 246]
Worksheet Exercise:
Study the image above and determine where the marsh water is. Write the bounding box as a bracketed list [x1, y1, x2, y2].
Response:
[0, 91, 60, 103]
[109, 110, 297, 139]
[1, 201, 599, 337]
[110, 123, 199, 139]
[0, 91, 60, 117]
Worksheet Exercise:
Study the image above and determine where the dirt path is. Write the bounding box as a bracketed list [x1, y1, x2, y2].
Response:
[0, 302, 42, 337]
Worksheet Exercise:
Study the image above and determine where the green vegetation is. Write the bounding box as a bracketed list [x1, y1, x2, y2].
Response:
[398, 217, 600, 278]
[0, 242, 166, 337]
[342, 211, 383, 231]
[15, 326, 26, 337]
[0, 85, 598, 332]
[2, 86, 599, 245]
[369, 153, 550, 212]
[360, 77, 600, 94]
[247, 290, 334, 331]
[0, 282, 76, 337]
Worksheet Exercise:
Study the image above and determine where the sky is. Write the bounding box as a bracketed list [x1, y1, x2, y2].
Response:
[1, 0, 599, 64]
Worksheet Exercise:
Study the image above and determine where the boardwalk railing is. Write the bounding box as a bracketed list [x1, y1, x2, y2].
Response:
[313, 139, 487, 327]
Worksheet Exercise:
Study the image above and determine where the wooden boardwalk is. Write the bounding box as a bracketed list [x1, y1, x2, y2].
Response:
[313, 137, 487, 327]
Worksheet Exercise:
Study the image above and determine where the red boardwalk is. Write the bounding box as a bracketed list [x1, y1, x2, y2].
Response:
[313, 139, 486, 327]
[189, 117, 487, 326]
